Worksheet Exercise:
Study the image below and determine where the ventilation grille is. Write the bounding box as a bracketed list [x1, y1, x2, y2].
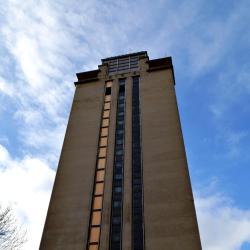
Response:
[106, 56, 139, 74]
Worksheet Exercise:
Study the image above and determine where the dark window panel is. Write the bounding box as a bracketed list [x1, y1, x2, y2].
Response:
[105, 87, 111, 95]
[114, 187, 122, 193]
[132, 76, 144, 250]
[110, 79, 126, 250]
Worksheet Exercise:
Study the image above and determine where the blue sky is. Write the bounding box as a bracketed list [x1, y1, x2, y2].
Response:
[0, 0, 250, 249]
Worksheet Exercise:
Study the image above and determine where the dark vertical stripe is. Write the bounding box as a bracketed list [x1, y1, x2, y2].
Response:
[110, 79, 126, 250]
[132, 76, 144, 250]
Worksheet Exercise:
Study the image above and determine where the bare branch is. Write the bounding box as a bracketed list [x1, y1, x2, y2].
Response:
[0, 206, 26, 250]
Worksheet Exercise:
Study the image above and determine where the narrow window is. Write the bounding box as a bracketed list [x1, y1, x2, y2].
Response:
[110, 79, 126, 250]
[132, 76, 144, 250]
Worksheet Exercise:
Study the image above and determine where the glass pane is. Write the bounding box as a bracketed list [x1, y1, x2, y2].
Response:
[102, 119, 109, 127]
[95, 183, 104, 195]
[106, 81, 112, 88]
[92, 211, 101, 226]
[93, 196, 102, 210]
[101, 127, 108, 137]
[89, 244, 98, 250]
[96, 170, 105, 182]
[99, 137, 107, 147]
[97, 158, 106, 169]
[89, 227, 100, 243]
[105, 95, 111, 102]
[99, 147, 107, 158]
[103, 110, 110, 118]
[104, 102, 110, 110]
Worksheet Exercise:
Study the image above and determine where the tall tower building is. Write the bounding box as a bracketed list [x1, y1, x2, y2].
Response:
[40, 52, 202, 250]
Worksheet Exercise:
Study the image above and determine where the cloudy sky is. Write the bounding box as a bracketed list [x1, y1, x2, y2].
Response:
[0, 0, 250, 249]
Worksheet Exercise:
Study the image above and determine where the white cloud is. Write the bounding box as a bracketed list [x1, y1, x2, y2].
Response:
[0, 76, 14, 97]
[0, 144, 55, 250]
[196, 192, 250, 250]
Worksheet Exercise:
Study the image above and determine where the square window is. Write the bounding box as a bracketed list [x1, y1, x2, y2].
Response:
[102, 119, 109, 127]
[95, 183, 104, 195]
[113, 180, 122, 187]
[112, 217, 121, 225]
[115, 168, 122, 174]
[96, 170, 105, 182]
[117, 124, 124, 130]
[116, 139, 123, 145]
[116, 134, 123, 140]
[93, 196, 102, 210]
[112, 209, 121, 217]
[113, 193, 122, 200]
[115, 174, 122, 180]
[119, 85, 125, 93]
[116, 155, 123, 162]
[114, 187, 122, 193]
[101, 128, 108, 137]
[106, 81, 112, 88]
[103, 110, 110, 118]
[89, 244, 98, 250]
[133, 179, 141, 185]
[105, 95, 111, 102]
[117, 116, 124, 122]
[118, 107, 124, 113]
[91, 211, 101, 226]
[113, 201, 122, 207]
[104, 102, 110, 110]
[116, 144, 123, 150]
[118, 112, 124, 116]
[116, 150, 123, 156]
[89, 227, 100, 243]
[115, 162, 122, 168]
[97, 158, 105, 169]
[105, 87, 111, 95]
[99, 137, 107, 147]
[111, 233, 120, 242]
[99, 147, 107, 158]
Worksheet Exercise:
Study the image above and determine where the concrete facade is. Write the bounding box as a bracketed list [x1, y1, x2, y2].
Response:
[40, 52, 202, 250]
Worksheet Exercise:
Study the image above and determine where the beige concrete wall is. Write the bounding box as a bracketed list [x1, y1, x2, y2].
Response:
[40, 81, 104, 250]
[140, 68, 202, 250]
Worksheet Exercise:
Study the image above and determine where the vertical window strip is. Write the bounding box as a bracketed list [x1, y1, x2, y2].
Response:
[132, 76, 144, 250]
[109, 79, 126, 250]
[87, 81, 113, 250]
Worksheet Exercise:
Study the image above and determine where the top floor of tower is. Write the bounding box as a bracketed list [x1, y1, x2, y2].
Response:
[75, 51, 175, 85]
